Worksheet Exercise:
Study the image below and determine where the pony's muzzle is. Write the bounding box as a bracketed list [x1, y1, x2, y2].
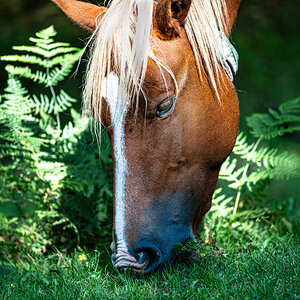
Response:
[124, 190, 196, 273]
[111, 240, 161, 273]
[112, 233, 194, 273]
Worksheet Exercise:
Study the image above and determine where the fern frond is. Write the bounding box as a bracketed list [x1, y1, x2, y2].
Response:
[12, 45, 80, 59]
[247, 167, 300, 188]
[219, 158, 244, 187]
[61, 111, 89, 140]
[8, 26, 62, 56]
[0, 75, 33, 116]
[45, 52, 83, 68]
[211, 188, 234, 214]
[1, 52, 82, 69]
[251, 147, 300, 170]
[247, 98, 300, 139]
[0, 76, 47, 153]
[29, 40, 70, 50]
[31, 90, 77, 115]
[1, 119, 46, 154]
[1, 54, 44, 65]
[54, 90, 77, 113]
[31, 94, 51, 114]
[5, 65, 48, 85]
[70, 109, 89, 131]
[47, 62, 77, 87]
[232, 132, 256, 159]
[222, 131, 300, 193]
[36, 25, 57, 39]
[233, 132, 300, 171]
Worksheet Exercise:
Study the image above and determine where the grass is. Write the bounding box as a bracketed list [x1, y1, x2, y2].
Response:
[0, 235, 299, 299]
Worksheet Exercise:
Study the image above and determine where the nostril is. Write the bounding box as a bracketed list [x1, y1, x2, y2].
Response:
[134, 247, 162, 273]
[136, 251, 149, 265]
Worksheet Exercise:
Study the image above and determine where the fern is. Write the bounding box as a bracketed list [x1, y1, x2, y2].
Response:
[1, 52, 82, 69]
[46, 61, 78, 87]
[232, 132, 300, 180]
[0, 75, 32, 116]
[0, 26, 113, 258]
[0, 76, 46, 155]
[31, 90, 76, 115]
[208, 96, 300, 245]
[218, 130, 300, 217]
[11, 26, 81, 58]
[247, 98, 300, 139]
[5, 65, 48, 85]
[0, 25, 82, 127]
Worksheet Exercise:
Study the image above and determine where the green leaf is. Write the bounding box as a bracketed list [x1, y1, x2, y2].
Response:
[247, 98, 300, 139]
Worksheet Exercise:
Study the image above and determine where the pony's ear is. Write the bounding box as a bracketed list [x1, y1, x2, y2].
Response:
[51, 0, 106, 32]
[155, 0, 192, 38]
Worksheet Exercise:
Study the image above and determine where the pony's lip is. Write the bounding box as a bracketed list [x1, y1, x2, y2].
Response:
[112, 251, 149, 272]
[111, 240, 150, 272]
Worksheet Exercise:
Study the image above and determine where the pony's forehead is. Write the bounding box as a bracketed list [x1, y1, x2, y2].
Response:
[83, 0, 237, 124]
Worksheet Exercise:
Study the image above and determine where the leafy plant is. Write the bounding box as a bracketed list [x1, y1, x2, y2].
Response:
[247, 98, 300, 139]
[0, 26, 113, 262]
[205, 98, 300, 246]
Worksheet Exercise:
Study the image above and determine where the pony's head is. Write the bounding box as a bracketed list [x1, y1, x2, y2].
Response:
[52, 0, 241, 273]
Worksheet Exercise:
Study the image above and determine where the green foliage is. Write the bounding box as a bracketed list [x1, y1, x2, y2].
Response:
[206, 98, 300, 246]
[0, 26, 113, 262]
[221, 132, 300, 190]
[247, 98, 300, 139]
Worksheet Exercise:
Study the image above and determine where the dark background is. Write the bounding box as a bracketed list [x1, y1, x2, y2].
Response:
[0, 0, 299, 198]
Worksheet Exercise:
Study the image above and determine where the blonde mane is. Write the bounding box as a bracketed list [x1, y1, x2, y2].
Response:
[83, 0, 228, 127]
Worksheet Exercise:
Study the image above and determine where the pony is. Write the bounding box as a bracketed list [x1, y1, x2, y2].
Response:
[51, 0, 241, 273]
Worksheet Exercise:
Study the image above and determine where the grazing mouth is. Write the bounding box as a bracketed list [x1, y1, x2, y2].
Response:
[110, 233, 196, 273]
[111, 241, 149, 272]
[111, 241, 162, 273]
[111, 250, 149, 272]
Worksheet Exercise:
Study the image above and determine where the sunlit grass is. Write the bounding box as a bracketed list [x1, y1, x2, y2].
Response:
[1, 235, 298, 299]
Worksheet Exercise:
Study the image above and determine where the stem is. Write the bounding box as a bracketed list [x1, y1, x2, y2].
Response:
[56, 111, 61, 132]
[233, 137, 262, 215]
[46, 67, 60, 132]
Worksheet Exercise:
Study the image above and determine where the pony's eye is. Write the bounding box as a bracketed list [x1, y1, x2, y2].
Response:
[156, 97, 176, 118]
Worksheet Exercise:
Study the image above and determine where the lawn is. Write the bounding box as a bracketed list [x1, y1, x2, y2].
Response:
[1, 235, 299, 299]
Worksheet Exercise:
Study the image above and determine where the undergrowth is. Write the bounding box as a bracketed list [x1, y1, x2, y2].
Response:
[0, 26, 113, 262]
